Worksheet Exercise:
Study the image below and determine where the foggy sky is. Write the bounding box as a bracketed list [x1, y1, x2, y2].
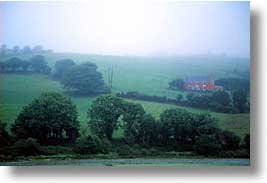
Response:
[0, 1, 250, 57]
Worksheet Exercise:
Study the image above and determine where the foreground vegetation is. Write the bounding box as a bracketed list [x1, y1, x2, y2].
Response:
[1, 93, 250, 162]
[0, 74, 250, 139]
[0, 52, 250, 164]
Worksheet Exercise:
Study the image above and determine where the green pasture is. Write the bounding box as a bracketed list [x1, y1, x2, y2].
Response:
[2, 53, 249, 99]
[0, 53, 250, 138]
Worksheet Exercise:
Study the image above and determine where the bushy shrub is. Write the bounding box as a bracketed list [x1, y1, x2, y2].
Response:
[117, 90, 244, 114]
[219, 130, 241, 151]
[215, 78, 250, 93]
[114, 144, 134, 156]
[12, 138, 43, 156]
[168, 78, 185, 90]
[193, 135, 222, 156]
[0, 120, 14, 147]
[209, 102, 238, 113]
[74, 135, 112, 154]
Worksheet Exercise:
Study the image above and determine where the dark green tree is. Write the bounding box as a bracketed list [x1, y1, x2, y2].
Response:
[160, 108, 194, 147]
[160, 109, 218, 150]
[193, 135, 222, 155]
[186, 93, 195, 102]
[61, 62, 109, 95]
[5, 57, 24, 71]
[21, 60, 30, 72]
[0, 120, 14, 147]
[135, 114, 160, 147]
[29, 55, 50, 74]
[212, 90, 231, 106]
[122, 102, 145, 144]
[219, 130, 241, 151]
[191, 113, 218, 140]
[12, 138, 42, 156]
[74, 134, 111, 154]
[176, 94, 183, 102]
[88, 95, 124, 140]
[215, 78, 250, 93]
[169, 78, 185, 90]
[233, 89, 247, 113]
[12, 92, 79, 145]
[54, 59, 75, 79]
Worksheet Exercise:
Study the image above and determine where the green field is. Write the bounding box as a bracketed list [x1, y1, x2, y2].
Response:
[0, 53, 250, 138]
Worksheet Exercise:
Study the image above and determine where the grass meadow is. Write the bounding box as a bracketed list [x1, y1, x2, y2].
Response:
[0, 53, 250, 138]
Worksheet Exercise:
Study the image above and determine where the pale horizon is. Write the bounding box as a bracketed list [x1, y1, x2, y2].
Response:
[1, 1, 250, 58]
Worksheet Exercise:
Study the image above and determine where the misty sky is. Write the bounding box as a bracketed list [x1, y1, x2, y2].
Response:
[0, 1, 250, 57]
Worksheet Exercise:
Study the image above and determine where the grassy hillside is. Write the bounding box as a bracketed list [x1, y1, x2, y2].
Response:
[0, 76, 249, 138]
[2, 53, 250, 98]
[0, 53, 250, 138]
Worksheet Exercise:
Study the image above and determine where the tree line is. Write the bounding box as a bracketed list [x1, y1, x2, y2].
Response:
[0, 56, 110, 95]
[168, 77, 250, 113]
[0, 93, 250, 160]
[0, 44, 53, 56]
[1, 54, 249, 113]
[117, 89, 249, 113]
[54, 59, 110, 95]
[0, 55, 51, 74]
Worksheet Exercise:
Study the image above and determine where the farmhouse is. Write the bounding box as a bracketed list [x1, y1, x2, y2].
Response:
[184, 75, 223, 91]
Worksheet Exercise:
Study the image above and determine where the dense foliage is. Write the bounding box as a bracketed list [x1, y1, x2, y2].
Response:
[12, 92, 79, 145]
[74, 135, 111, 154]
[0, 44, 53, 56]
[117, 90, 247, 113]
[0, 120, 13, 147]
[86, 95, 247, 156]
[89, 95, 125, 140]
[54, 59, 75, 79]
[168, 78, 185, 90]
[0, 55, 51, 74]
[186, 91, 237, 113]
[160, 109, 218, 150]
[233, 89, 249, 113]
[1, 93, 249, 160]
[29, 55, 51, 74]
[215, 78, 250, 93]
[61, 62, 110, 95]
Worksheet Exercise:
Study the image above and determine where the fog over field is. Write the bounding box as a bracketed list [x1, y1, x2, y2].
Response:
[0, 1, 250, 165]
[1, 0, 249, 58]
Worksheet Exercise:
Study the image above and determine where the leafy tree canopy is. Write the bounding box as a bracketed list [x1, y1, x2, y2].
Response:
[233, 89, 248, 113]
[169, 78, 185, 90]
[61, 62, 109, 95]
[12, 92, 79, 145]
[0, 120, 14, 147]
[29, 55, 51, 74]
[215, 78, 250, 93]
[54, 59, 75, 79]
[88, 95, 125, 139]
[211, 90, 231, 106]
